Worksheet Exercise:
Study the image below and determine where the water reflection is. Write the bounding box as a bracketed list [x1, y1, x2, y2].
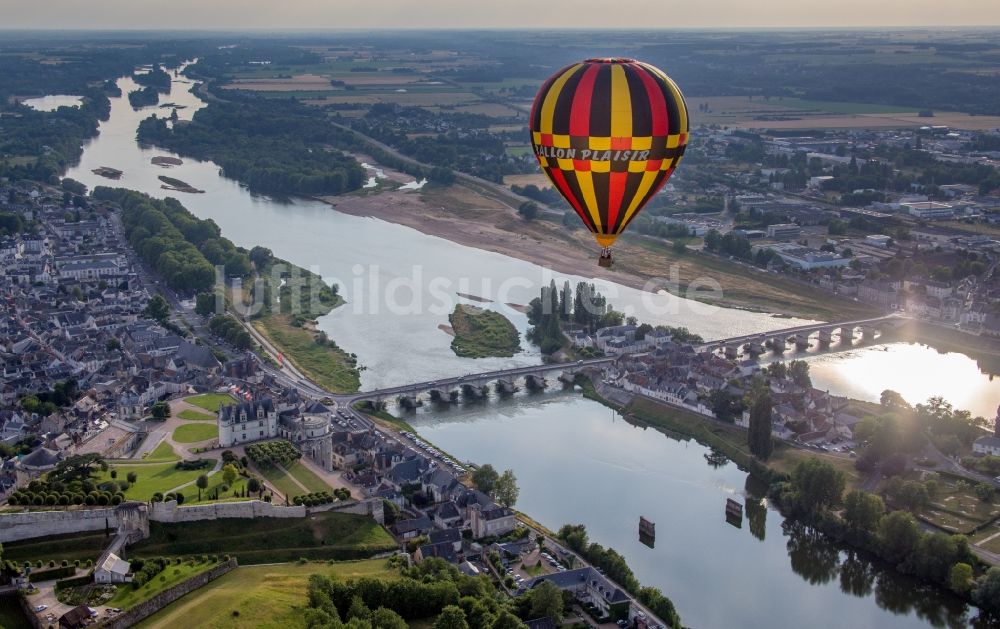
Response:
[803, 343, 1000, 418]
[410, 392, 984, 628]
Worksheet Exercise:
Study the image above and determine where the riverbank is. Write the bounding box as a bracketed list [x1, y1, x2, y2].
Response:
[318, 183, 875, 322]
[242, 254, 361, 393]
[448, 304, 521, 358]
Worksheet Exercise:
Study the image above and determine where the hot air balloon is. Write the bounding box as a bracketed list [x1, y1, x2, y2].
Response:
[529, 58, 689, 267]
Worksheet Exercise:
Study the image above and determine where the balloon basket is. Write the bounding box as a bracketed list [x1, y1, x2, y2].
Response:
[598, 248, 613, 268]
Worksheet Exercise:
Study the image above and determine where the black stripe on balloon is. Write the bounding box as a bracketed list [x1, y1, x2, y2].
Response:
[561, 168, 597, 233]
[625, 65, 652, 138]
[588, 64, 612, 138]
[620, 169, 669, 233]
[645, 71, 680, 137]
[614, 170, 645, 233]
[551, 65, 587, 136]
[531, 65, 570, 131]
[591, 171, 611, 235]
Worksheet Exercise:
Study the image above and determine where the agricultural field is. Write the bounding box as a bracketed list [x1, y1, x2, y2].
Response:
[687, 94, 1000, 130]
[136, 559, 397, 629]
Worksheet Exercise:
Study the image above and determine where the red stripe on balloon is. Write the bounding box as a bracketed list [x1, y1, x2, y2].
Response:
[632, 63, 668, 136]
[548, 167, 593, 230]
[569, 63, 601, 137]
[607, 171, 627, 231]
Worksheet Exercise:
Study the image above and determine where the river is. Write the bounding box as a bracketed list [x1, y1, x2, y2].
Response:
[61, 64, 994, 627]
[64, 65, 822, 391]
[407, 391, 982, 629]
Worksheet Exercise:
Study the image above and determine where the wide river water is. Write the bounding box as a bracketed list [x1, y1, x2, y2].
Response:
[61, 66, 996, 627]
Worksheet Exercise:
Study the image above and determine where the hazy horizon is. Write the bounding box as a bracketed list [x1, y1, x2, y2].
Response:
[3, 0, 999, 30]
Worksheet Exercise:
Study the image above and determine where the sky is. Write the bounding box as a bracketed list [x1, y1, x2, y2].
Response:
[2, 0, 999, 30]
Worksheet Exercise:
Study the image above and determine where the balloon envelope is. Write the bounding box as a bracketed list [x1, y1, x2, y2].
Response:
[529, 58, 689, 250]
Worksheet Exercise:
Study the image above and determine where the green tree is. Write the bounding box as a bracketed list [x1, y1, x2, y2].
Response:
[842, 490, 884, 533]
[790, 458, 844, 512]
[196, 474, 209, 501]
[195, 292, 218, 317]
[371, 607, 407, 629]
[222, 463, 239, 488]
[877, 511, 920, 564]
[249, 246, 273, 270]
[144, 293, 171, 323]
[105, 338, 121, 351]
[495, 470, 519, 508]
[973, 567, 1000, 614]
[747, 384, 773, 460]
[517, 202, 539, 221]
[435, 605, 469, 629]
[490, 611, 526, 629]
[949, 562, 974, 595]
[472, 464, 499, 495]
[151, 402, 170, 420]
[880, 389, 910, 410]
[974, 482, 996, 502]
[528, 581, 564, 624]
[788, 360, 811, 388]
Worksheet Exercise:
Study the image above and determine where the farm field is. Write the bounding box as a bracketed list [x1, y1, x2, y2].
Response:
[687, 94, 1000, 130]
[136, 559, 397, 629]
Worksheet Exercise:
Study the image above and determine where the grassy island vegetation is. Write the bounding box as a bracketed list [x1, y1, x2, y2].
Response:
[157, 175, 204, 193]
[448, 304, 521, 358]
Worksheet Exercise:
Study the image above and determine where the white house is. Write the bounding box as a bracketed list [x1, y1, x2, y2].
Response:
[94, 552, 132, 584]
[973, 435, 1000, 457]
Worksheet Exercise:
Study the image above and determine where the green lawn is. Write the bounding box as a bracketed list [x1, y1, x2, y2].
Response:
[143, 441, 180, 462]
[257, 460, 330, 499]
[185, 393, 236, 413]
[285, 461, 331, 494]
[95, 460, 217, 500]
[178, 409, 216, 421]
[130, 511, 396, 564]
[173, 423, 219, 444]
[137, 559, 397, 629]
[107, 560, 216, 610]
[182, 474, 250, 504]
[258, 464, 306, 500]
